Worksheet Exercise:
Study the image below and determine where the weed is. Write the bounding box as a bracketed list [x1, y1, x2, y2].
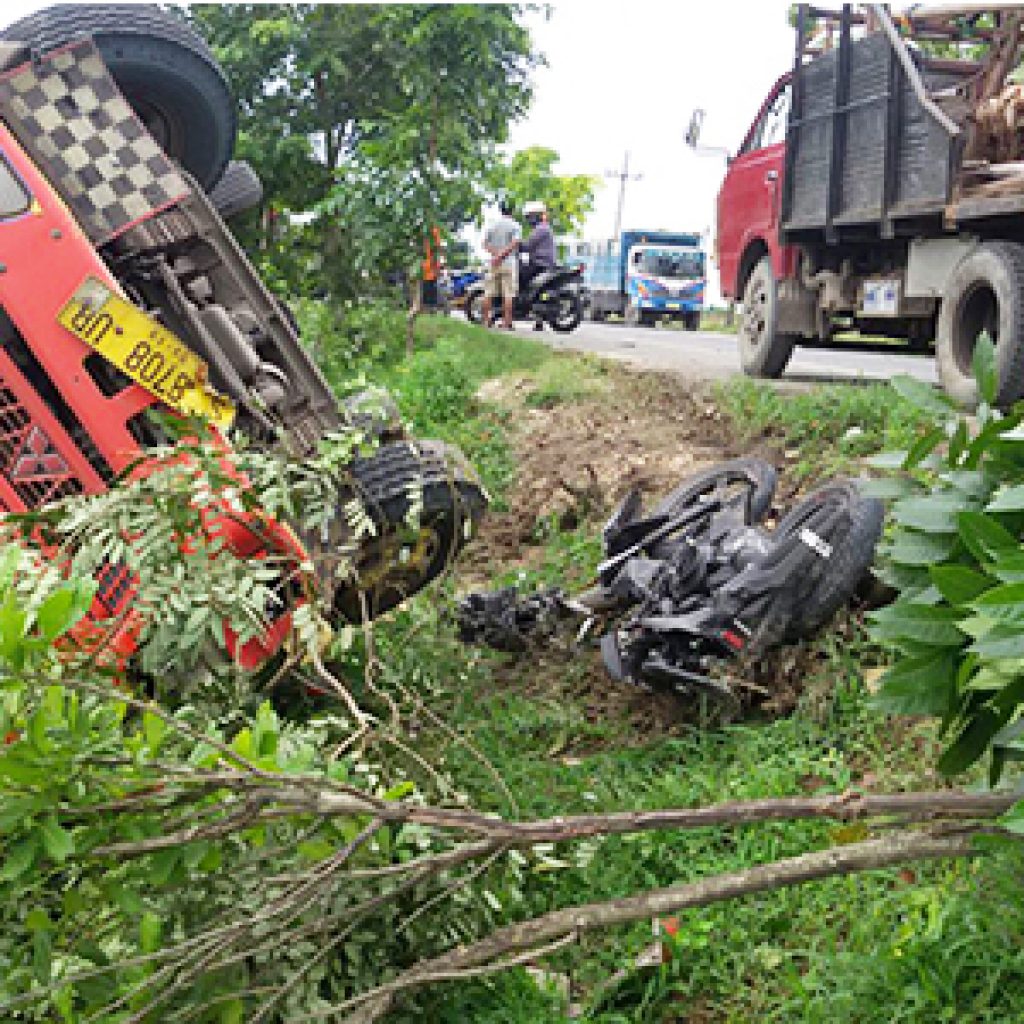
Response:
[715, 377, 931, 481]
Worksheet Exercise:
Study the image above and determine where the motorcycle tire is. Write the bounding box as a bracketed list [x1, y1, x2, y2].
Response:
[1, 4, 236, 190]
[650, 457, 778, 528]
[549, 289, 583, 333]
[771, 480, 884, 642]
[465, 288, 485, 325]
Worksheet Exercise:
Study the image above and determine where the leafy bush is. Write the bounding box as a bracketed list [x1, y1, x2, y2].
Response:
[869, 336, 1024, 781]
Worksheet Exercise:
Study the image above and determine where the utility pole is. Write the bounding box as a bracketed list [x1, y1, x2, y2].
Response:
[605, 151, 643, 239]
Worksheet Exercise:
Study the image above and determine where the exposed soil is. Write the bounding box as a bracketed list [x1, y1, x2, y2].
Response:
[462, 368, 782, 576]
[455, 363, 848, 748]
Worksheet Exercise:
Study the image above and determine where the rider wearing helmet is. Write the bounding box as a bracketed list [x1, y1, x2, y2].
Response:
[520, 200, 556, 294]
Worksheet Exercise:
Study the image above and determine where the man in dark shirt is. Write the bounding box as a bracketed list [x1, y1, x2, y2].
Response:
[520, 200, 556, 293]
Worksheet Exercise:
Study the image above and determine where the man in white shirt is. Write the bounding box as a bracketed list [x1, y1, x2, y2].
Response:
[482, 199, 520, 330]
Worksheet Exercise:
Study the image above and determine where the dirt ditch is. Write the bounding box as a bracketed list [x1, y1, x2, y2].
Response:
[455, 365, 848, 747]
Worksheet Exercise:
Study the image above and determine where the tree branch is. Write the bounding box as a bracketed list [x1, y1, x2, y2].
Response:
[322, 827, 983, 1023]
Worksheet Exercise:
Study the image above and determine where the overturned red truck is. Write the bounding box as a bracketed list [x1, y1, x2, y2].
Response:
[713, 3, 1024, 406]
[0, 6, 484, 669]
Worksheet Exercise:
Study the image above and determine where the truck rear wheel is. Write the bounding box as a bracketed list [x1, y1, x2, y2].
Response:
[739, 256, 795, 378]
[936, 241, 1024, 408]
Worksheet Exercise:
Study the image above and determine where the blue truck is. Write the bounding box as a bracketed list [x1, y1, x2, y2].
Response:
[568, 230, 706, 329]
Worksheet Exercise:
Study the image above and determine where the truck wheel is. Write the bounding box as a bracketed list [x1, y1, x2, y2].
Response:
[0, 4, 236, 190]
[739, 256, 795, 378]
[684, 311, 701, 331]
[936, 241, 1024, 408]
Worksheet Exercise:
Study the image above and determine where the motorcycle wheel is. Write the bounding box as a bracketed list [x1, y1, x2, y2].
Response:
[549, 289, 582, 333]
[465, 289, 485, 325]
[771, 480, 883, 642]
[650, 457, 777, 528]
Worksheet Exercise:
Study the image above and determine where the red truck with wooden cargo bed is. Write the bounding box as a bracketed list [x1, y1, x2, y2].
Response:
[713, 3, 1024, 406]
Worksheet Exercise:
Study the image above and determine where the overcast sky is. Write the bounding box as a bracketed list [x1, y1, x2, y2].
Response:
[509, 1, 795, 243]
[0, 0, 797, 293]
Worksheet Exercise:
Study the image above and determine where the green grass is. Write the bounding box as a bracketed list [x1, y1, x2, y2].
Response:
[309, 301, 1024, 1024]
[714, 377, 932, 482]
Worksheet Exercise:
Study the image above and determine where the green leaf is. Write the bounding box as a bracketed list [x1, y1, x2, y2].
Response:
[866, 451, 909, 470]
[33, 928, 52, 985]
[947, 419, 969, 468]
[973, 330, 998, 406]
[892, 493, 965, 533]
[869, 603, 966, 647]
[971, 626, 1024, 658]
[35, 581, 93, 642]
[871, 652, 956, 716]
[139, 912, 161, 954]
[957, 510, 1019, 562]
[383, 780, 415, 801]
[939, 707, 1005, 776]
[901, 425, 946, 468]
[989, 550, 1024, 583]
[891, 375, 958, 418]
[859, 477, 922, 500]
[972, 582, 1024, 620]
[0, 837, 37, 881]
[0, 597, 27, 664]
[25, 907, 51, 932]
[902, 426, 947, 470]
[143, 711, 167, 754]
[998, 798, 1024, 834]
[987, 484, 1024, 512]
[886, 530, 958, 567]
[220, 998, 245, 1024]
[40, 816, 74, 863]
[929, 565, 993, 605]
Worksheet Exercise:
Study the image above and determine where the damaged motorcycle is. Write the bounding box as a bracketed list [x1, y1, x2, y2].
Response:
[457, 458, 883, 705]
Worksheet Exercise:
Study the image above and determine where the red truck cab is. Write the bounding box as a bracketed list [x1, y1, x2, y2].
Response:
[716, 75, 795, 304]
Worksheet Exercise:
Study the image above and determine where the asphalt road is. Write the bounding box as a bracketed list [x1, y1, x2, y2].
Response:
[533, 320, 938, 390]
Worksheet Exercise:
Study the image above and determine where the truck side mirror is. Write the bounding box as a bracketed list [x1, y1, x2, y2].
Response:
[685, 108, 705, 148]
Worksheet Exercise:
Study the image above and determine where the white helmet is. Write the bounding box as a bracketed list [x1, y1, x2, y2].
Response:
[523, 200, 547, 217]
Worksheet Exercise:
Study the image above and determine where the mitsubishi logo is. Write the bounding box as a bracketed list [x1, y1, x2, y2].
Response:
[10, 425, 69, 481]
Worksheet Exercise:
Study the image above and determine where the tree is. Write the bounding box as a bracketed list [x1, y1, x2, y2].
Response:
[188, 4, 541, 301]
[488, 145, 599, 236]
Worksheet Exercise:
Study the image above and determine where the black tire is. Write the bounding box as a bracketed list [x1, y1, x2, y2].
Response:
[640, 311, 656, 328]
[651, 457, 778, 527]
[684, 311, 701, 331]
[739, 255, 795, 378]
[1, 5, 236, 190]
[935, 241, 1024, 408]
[208, 160, 262, 220]
[332, 441, 488, 622]
[772, 480, 883, 641]
[465, 288, 485, 325]
[549, 289, 582, 333]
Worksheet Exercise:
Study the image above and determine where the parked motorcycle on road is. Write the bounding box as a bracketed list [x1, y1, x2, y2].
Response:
[464, 264, 585, 333]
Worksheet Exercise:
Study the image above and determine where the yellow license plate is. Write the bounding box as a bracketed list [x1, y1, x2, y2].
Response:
[58, 278, 235, 430]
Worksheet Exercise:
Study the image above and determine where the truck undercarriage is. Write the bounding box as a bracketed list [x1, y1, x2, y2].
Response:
[0, 8, 486, 671]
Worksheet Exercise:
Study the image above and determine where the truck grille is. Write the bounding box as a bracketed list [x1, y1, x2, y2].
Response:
[0, 383, 83, 508]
